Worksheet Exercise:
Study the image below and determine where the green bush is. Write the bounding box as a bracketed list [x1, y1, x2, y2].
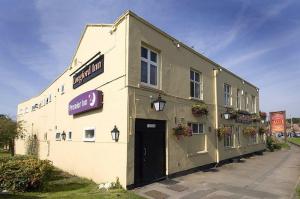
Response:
[0, 156, 53, 192]
[266, 136, 282, 152]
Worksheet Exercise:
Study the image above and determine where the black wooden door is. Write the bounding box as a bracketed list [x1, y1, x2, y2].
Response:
[134, 119, 166, 185]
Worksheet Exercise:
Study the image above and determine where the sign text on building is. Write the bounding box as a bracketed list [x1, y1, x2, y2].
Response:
[69, 90, 103, 115]
[73, 55, 104, 89]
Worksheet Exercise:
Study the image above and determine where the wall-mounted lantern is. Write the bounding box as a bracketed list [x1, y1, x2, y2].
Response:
[151, 94, 166, 111]
[61, 131, 66, 141]
[223, 113, 231, 120]
[111, 125, 120, 142]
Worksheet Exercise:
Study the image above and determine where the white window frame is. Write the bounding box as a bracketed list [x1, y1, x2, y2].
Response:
[55, 132, 61, 141]
[190, 69, 203, 100]
[140, 46, 159, 88]
[224, 84, 232, 107]
[188, 122, 204, 135]
[251, 95, 256, 113]
[236, 89, 241, 110]
[236, 126, 241, 147]
[224, 126, 233, 148]
[249, 133, 257, 144]
[83, 127, 96, 142]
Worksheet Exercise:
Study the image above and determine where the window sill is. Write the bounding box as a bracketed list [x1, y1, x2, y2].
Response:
[224, 146, 236, 150]
[187, 150, 208, 157]
[83, 138, 95, 142]
[138, 83, 162, 93]
[189, 97, 204, 102]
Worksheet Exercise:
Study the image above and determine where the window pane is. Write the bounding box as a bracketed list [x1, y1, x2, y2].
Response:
[192, 124, 198, 133]
[195, 72, 199, 82]
[150, 64, 157, 85]
[141, 61, 148, 83]
[85, 130, 94, 138]
[190, 71, 194, 80]
[195, 83, 200, 98]
[199, 124, 204, 133]
[190, 82, 194, 97]
[150, 51, 157, 62]
[141, 47, 148, 59]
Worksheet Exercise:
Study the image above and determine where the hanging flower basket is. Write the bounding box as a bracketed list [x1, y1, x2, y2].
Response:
[173, 124, 192, 140]
[191, 103, 208, 117]
[259, 111, 267, 121]
[258, 127, 267, 135]
[251, 114, 261, 122]
[243, 127, 257, 136]
[217, 127, 232, 138]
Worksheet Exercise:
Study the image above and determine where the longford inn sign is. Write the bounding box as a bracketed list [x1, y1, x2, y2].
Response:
[73, 54, 104, 89]
[69, 90, 103, 115]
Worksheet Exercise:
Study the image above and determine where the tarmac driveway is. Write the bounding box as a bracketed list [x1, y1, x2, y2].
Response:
[134, 145, 300, 199]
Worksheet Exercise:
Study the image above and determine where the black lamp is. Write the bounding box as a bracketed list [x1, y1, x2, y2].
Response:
[111, 125, 120, 142]
[152, 94, 166, 111]
[61, 131, 66, 141]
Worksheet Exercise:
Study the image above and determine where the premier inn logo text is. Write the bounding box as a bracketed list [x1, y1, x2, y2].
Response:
[73, 54, 104, 89]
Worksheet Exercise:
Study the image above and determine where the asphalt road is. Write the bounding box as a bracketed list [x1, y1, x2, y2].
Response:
[134, 145, 300, 199]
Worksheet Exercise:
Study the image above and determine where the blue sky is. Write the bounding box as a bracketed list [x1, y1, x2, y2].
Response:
[1, 0, 300, 118]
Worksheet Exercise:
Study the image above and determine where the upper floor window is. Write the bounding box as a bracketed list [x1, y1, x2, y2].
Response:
[251, 95, 256, 113]
[190, 70, 203, 99]
[224, 84, 232, 107]
[141, 46, 158, 87]
[236, 89, 241, 110]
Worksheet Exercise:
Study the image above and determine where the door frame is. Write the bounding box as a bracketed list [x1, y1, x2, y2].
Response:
[134, 118, 167, 186]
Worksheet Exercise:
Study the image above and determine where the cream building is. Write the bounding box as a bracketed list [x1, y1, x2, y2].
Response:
[15, 11, 265, 189]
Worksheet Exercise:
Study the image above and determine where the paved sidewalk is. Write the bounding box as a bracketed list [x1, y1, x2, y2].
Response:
[134, 145, 300, 199]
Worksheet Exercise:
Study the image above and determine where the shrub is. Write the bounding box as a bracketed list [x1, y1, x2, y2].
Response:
[266, 136, 282, 152]
[25, 134, 39, 157]
[0, 156, 53, 192]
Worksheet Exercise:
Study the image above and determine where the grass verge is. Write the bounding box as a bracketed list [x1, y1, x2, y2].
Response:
[0, 152, 143, 199]
[288, 137, 300, 145]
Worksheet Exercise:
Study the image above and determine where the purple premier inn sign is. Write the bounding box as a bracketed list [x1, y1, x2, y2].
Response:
[69, 90, 103, 115]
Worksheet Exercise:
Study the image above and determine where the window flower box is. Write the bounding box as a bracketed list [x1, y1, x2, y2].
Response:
[243, 126, 257, 136]
[191, 103, 208, 117]
[173, 124, 192, 140]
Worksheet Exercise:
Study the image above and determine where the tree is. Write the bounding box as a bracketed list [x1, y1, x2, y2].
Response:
[0, 114, 25, 156]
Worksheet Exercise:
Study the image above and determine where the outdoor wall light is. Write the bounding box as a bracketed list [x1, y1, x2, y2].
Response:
[111, 125, 120, 142]
[151, 94, 166, 111]
[61, 131, 66, 141]
[223, 113, 231, 120]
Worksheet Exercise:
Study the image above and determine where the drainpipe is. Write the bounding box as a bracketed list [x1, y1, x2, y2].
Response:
[213, 68, 219, 163]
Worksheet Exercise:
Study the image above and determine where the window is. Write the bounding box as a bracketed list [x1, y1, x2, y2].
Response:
[224, 126, 233, 147]
[245, 92, 249, 111]
[224, 84, 232, 107]
[49, 94, 52, 102]
[188, 123, 204, 134]
[67, 132, 72, 141]
[251, 95, 256, 113]
[190, 70, 203, 99]
[236, 89, 241, 110]
[83, 128, 95, 142]
[236, 126, 241, 147]
[140, 46, 158, 87]
[61, 85, 65, 95]
[55, 133, 61, 141]
[25, 107, 29, 113]
[249, 133, 257, 144]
